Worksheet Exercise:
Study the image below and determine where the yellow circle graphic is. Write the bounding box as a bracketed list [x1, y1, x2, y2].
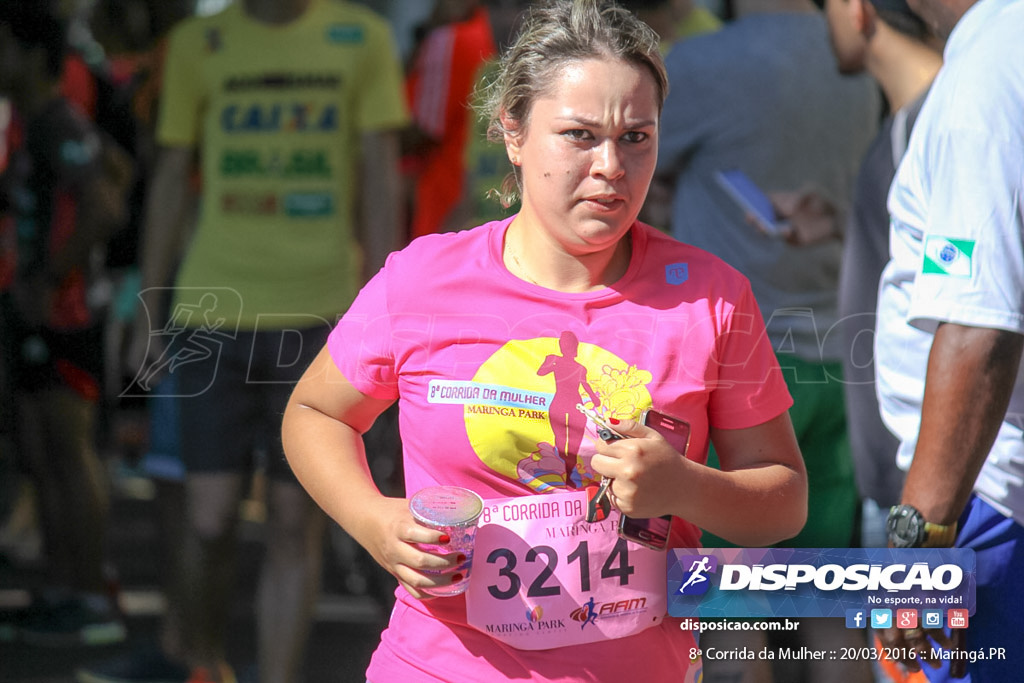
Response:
[466, 332, 652, 492]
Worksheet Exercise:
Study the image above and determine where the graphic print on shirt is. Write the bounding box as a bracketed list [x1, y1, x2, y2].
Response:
[217, 75, 342, 220]
[428, 330, 653, 492]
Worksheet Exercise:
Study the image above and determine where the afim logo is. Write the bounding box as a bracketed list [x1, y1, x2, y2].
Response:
[569, 597, 648, 626]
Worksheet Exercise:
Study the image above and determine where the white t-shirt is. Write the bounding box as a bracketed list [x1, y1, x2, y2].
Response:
[876, 0, 1024, 526]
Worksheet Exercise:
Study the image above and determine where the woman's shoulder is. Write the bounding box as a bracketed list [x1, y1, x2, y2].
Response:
[391, 221, 498, 267]
[376, 221, 504, 297]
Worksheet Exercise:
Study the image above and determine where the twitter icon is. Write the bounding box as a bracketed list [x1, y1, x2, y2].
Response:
[871, 609, 892, 629]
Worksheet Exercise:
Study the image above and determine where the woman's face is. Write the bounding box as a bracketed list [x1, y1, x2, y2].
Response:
[506, 57, 659, 256]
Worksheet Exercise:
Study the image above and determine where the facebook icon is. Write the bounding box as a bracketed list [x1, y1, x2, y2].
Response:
[846, 609, 867, 629]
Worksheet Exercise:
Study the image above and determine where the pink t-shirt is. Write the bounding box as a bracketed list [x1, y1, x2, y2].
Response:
[329, 218, 792, 682]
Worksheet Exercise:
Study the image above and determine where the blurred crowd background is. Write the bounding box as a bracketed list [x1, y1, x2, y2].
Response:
[0, 0, 936, 681]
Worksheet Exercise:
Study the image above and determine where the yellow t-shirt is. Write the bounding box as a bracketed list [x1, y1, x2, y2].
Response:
[158, 0, 408, 329]
[677, 6, 722, 39]
[661, 7, 722, 54]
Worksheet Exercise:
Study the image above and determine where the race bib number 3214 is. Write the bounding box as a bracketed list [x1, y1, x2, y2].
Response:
[465, 490, 666, 650]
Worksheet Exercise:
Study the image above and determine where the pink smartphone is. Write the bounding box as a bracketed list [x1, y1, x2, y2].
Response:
[641, 408, 691, 455]
[616, 409, 691, 551]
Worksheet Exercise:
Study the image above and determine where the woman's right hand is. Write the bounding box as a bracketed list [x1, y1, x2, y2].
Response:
[362, 496, 468, 600]
[281, 347, 467, 599]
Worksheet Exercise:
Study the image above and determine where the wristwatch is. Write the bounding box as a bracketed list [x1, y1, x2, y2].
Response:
[886, 504, 958, 548]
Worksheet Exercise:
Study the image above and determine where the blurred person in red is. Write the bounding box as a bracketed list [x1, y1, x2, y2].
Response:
[0, 0, 133, 647]
[403, 0, 497, 240]
[74, 2, 202, 681]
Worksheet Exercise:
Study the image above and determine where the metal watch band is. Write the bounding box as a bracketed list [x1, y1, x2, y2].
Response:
[923, 520, 958, 547]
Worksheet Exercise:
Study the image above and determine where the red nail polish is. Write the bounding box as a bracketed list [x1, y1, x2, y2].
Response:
[457, 554, 467, 563]
[438, 534, 451, 544]
[609, 417, 620, 425]
[451, 573, 463, 584]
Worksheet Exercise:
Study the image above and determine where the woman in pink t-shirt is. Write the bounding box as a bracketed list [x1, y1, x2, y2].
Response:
[282, 1, 807, 680]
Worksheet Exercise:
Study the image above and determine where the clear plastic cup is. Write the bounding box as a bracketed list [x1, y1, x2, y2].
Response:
[409, 486, 484, 597]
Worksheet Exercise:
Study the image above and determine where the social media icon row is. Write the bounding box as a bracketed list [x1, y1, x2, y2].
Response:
[845, 609, 969, 629]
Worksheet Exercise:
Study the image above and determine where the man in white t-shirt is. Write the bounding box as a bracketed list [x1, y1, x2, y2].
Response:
[875, 0, 1024, 679]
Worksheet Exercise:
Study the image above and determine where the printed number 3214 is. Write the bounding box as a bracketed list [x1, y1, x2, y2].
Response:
[485, 539, 635, 600]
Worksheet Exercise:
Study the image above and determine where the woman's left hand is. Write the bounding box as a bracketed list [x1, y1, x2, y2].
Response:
[589, 418, 689, 519]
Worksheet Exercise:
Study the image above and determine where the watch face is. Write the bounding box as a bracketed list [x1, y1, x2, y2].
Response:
[888, 506, 925, 548]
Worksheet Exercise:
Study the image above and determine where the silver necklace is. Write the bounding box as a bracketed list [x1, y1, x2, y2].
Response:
[505, 237, 541, 286]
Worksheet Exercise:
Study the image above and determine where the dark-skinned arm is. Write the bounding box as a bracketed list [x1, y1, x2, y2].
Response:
[880, 322, 1023, 674]
[906, 322, 1023, 525]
